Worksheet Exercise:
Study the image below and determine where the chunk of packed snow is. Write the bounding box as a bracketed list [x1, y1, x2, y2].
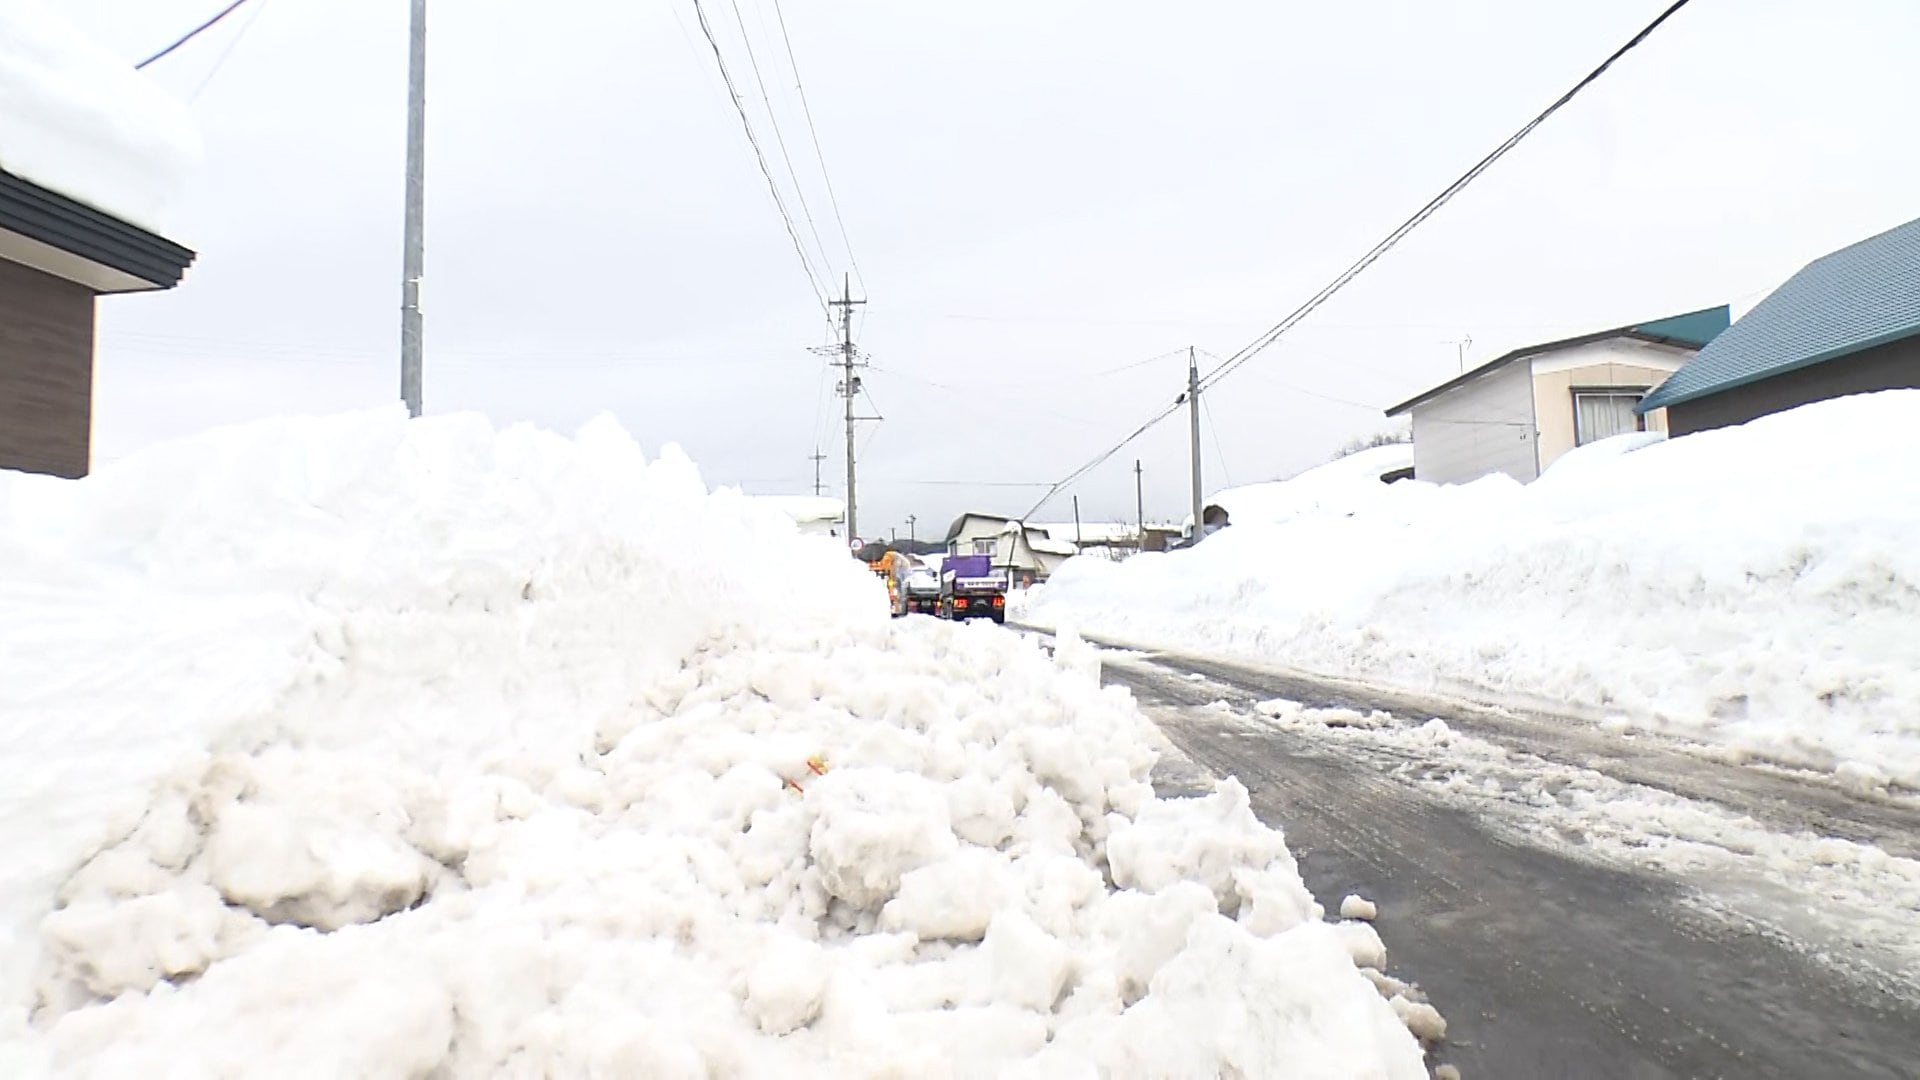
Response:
[1341, 894, 1379, 921]
[1390, 995, 1448, 1044]
[0, 409, 1426, 1076]
[1029, 392, 1920, 788]
[0, 0, 199, 234]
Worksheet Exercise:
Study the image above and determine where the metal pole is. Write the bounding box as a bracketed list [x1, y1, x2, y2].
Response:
[907, 514, 916, 545]
[1188, 346, 1203, 538]
[399, 0, 426, 417]
[1072, 495, 1082, 549]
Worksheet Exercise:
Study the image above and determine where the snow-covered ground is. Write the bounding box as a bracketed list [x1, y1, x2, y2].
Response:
[0, 410, 1427, 1076]
[0, 0, 198, 235]
[1026, 392, 1920, 791]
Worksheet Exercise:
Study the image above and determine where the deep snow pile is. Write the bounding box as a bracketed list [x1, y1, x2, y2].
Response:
[1199, 443, 1413, 528]
[1028, 391, 1920, 790]
[0, 410, 1425, 1077]
[0, 0, 199, 234]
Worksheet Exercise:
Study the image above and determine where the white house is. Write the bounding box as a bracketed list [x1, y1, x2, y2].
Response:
[1384, 306, 1729, 485]
[944, 513, 1075, 582]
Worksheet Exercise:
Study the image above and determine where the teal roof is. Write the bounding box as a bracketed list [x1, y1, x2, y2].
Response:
[1640, 217, 1920, 412]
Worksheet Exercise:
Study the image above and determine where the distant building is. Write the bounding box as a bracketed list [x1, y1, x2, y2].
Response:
[1638, 218, 1920, 434]
[1384, 306, 1729, 485]
[943, 512, 1075, 582]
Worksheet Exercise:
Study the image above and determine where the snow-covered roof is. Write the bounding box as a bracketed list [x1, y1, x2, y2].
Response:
[1033, 522, 1137, 545]
[0, 1, 199, 236]
[751, 494, 844, 526]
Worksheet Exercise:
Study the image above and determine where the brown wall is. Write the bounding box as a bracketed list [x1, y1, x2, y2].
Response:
[0, 259, 96, 478]
[1669, 336, 1920, 436]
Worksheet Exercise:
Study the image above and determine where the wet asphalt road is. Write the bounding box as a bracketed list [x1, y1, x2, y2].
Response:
[1090, 645, 1920, 1080]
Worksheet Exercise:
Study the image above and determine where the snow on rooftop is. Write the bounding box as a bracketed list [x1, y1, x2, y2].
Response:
[749, 493, 845, 525]
[0, 409, 1428, 1074]
[0, 0, 199, 236]
[1031, 391, 1920, 789]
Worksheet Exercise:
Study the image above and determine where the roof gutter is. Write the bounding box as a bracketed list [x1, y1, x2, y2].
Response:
[0, 169, 195, 291]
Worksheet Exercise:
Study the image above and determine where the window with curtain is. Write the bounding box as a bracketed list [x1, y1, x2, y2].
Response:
[1573, 390, 1646, 445]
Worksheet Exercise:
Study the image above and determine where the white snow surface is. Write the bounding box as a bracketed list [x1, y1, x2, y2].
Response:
[1193, 443, 1415, 530]
[0, 0, 198, 235]
[1028, 392, 1920, 789]
[0, 409, 1424, 1077]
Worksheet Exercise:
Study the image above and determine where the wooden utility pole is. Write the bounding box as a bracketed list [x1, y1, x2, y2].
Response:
[1134, 459, 1144, 548]
[810, 448, 827, 496]
[1187, 346, 1203, 537]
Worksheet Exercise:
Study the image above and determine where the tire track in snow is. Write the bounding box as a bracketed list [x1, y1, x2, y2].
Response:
[1103, 652, 1920, 1080]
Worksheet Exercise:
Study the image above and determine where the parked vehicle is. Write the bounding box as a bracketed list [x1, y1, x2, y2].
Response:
[901, 562, 941, 616]
[939, 554, 1008, 624]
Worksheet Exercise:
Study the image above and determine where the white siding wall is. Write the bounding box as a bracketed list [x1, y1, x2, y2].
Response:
[1408, 360, 1539, 485]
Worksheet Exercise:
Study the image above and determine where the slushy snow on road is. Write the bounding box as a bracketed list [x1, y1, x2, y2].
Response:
[0, 410, 1426, 1077]
[1027, 391, 1920, 790]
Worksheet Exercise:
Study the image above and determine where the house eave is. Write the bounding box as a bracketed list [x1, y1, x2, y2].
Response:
[0, 169, 195, 291]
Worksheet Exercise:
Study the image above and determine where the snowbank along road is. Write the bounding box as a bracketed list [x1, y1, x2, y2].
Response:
[1030, 631, 1920, 1080]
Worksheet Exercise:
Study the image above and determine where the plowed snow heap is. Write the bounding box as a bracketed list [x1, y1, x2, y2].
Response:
[0, 410, 1428, 1077]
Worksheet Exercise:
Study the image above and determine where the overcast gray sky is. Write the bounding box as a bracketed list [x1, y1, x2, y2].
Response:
[67, 0, 1920, 536]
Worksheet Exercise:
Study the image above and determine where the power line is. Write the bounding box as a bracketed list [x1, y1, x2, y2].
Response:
[1019, 0, 1696, 517]
[1202, 396, 1234, 488]
[1199, 0, 1696, 395]
[725, 0, 836, 284]
[689, 0, 830, 314]
[769, 0, 863, 290]
[190, 0, 272, 101]
[136, 0, 252, 69]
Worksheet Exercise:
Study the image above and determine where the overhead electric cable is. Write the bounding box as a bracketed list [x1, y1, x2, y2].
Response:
[725, 0, 836, 282]
[1020, 0, 1696, 517]
[690, 0, 831, 313]
[1198, 0, 1696, 394]
[136, 0, 251, 69]
[769, 0, 864, 288]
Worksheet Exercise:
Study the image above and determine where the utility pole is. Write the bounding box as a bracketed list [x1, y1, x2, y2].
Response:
[1187, 346, 1203, 538]
[907, 514, 917, 545]
[1072, 495, 1082, 549]
[1134, 459, 1144, 548]
[399, 0, 426, 417]
[828, 275, 867, 540]
[810, 449, 827, 497]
